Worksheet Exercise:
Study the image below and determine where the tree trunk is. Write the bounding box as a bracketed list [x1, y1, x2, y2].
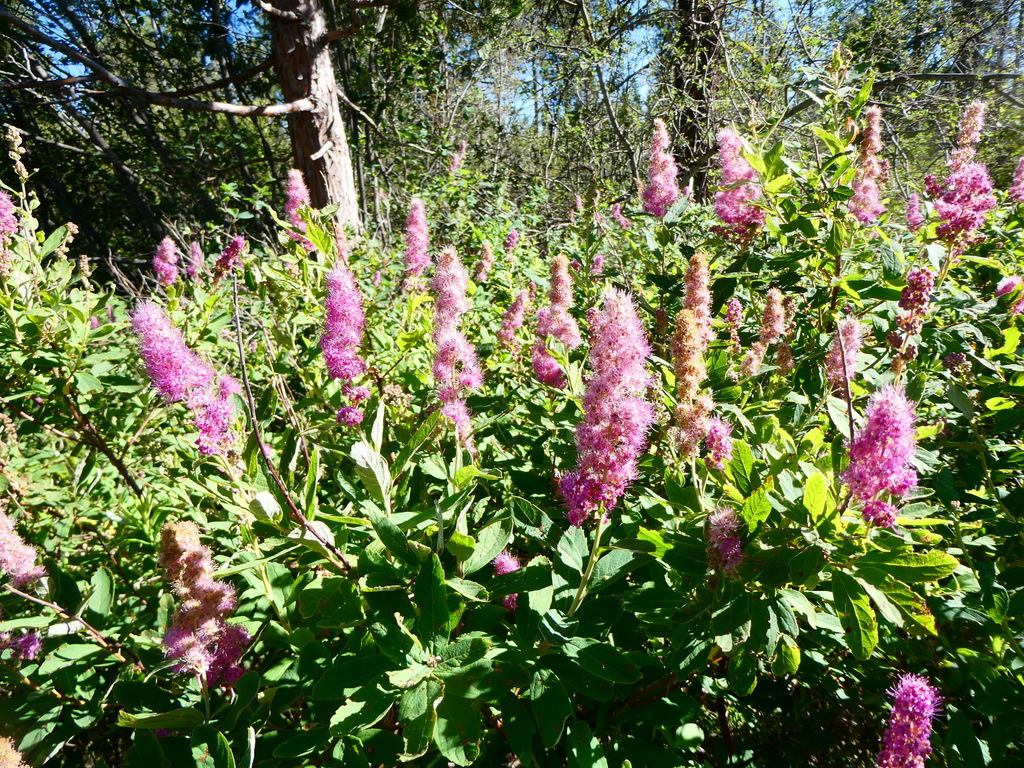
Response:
[269, 0, 360, 226]
[670, 0, 724, 201]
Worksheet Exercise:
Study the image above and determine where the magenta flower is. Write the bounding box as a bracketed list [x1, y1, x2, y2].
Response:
[725, 298, 743, 346]
[159, 521, 249, 688]
[402, 198, 429, 291]
[560, 289, 654, 526]
[704, 418, 734, 470]
[537, 254, 582, 349]
[843, 384, 917, 527]
[825, 317, 864, 395]
[934, 162, 996, 247]
[714, 128, 764, 241]
[432, 246, 482, 448]
[850, 106, 886, 223]
[997, 275, 1022, 296]
[497, 287, 533, 349]
[492, 551, 520, 611]
[0, 191, 17, 275]
[285, 169, 310, 230]
[949, 101, 986, 173]
[0, 507, 46, 587]
[611, 203, 632, 229]
[0, 631, 42, 661]
[322, 261, 367, 425]
[531, 340, 566, 388]
[642, 118, 681, 217]
[186, 241, 203, 280]
[906, 194, 925, 231]
[153, 237, 179, 287]
[707, 507, 744, 573]
[876, 674, 940, 768]
[503, 229, 520, 254]
[131, 301, 237, 455]
[1009, 157, 1024, 202]
[896, 268, 935, 336]
[213, 236, 247, 282]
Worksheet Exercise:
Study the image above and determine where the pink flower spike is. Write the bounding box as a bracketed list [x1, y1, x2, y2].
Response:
[492, 551, 520, 611]
[1009, 157, 1024, 202]
[611, 203, 632, 229]
[186, 241, 203, 279]
[704, 418, 734, 470]
[825, 317, 864, 396]
[997, 275, 1022, 296]
[153, 237, 179, 287]
[402, 198, 430, 291]
[714, 128, 765, 241]
[707, 507, 744, 573]
[876, 674, 941, 768]
[0, 507, 46, 587]
[560, 288, 654, 526]
[906, 194, 925, 231]
[285, 169, 311, 230]
[642, 118, 680, 217]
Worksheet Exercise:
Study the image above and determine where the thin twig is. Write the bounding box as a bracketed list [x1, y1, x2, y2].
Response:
[230, 273, 350, 572]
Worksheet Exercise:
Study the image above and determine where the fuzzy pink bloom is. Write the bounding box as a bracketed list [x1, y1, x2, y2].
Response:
[0, 631, 42, 661]
[1009, 157, 1024, 203]
[538, 255, 582, 349]
[475, 242, 495, 283]
[561, 289, 654, 526]
[449, 140, 468, 174]
[503, 229, 520, 254]
[725, 298, 742, 346]
[704, 418, 734, 470]
[159, 521, 249, 688]
[684, 253, 713, 345]
[497, 287, 533, 349]
[372, 270, 382, 287]
[322, 261, 367, 425]
[1012, 297, 1024, 316]
[997, 275, 1022, 296]
[403, 198, 430, 291]
[285, 169, 310, 229]
[714, 128, 764, 240]
[643, 118, 681, 217]
[876, 674, 941, 768]
[214, 236, 246, 282]
[707, 507, 744, 573]
[0, 508, 46, 587]
[843, 384, 917, 526]
[0, 191, 17, 275]
[153, 237, 179, 286]
[334, 226, 351, 263]
[591, 253, 605, 274]
[131, 301, 237, 454]
[492, 551, 520, 611]
[896, 268, 936, 335]
[934, 162, 996, 246]
[825, 317, 863, 395]
[673, 307, 712, 457]
[531, 338, 566, 388]
[949, 101, 986, 173]
[186, 241, 203, 279]
[850, 106, 886, 223]
[739, 288, 785, 376]
[432, 246, 482, 448]
[0, 736, 29, 768]
[611, 203, 632, 229]
[906, 194, 925, 231]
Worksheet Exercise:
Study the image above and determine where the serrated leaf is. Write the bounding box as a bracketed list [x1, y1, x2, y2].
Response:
[415, 554, 449, 652]
[856, 550, 959, 582]
[352, 441, 391, 506]
[88, 567, 114, 616]
[831, 571, 878, 660]
[802, 472, 829, 520]
[462, 517, 512, 575]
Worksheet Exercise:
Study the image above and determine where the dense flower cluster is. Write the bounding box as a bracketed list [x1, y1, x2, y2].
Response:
[876, 674, 940, 768]
[949, 101, 985, 173]
[497, 286, 534, 349]
[825, 317, 863, 396]
[704, 417, 734, 470]
[672, 308, 712, 457]
[0, 737, 29, 768]
[322, 261, 368, 426]
[1009, 157, 1024, 203]
[131, 301, 238, 455]
[475, 242, 494, 282]
[186, 241, 203, 280]
[714, 128, 764, 241]
[934, 162, 997, 246]
[0, 190, 18, 276]
[942, 352, 970, 375]
[492, 551, 520, 611]
[684, 252, 713, 345]
[158, 521, 249, 688]
[284, 169, 314, 250]
[503, 229, 519, 254]
[740, 288, 785, 377]
[707, 507, 744, 573]
[906, 194, 925, 231]
[896, 268, 936, 336]
[532, 254, 581, 388]
[213, 236, 247, 284]
[843, 384, 917, 527]
[432, 246, 482, 448]
[403, 198, 430, 291]
[850, 106, 886, 223]
[725, 298, 743, 347]
[561, 289, 654, 526]
[642, 118, 680, 217]
[152, 237, 179, 286]
[0, 631, 41, 661]
[0, 506, 45, 587]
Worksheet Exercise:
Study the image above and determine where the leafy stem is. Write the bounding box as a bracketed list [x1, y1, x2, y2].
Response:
[566, 511, 608, 618]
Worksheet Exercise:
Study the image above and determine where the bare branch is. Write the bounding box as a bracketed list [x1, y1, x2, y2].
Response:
[250, 0, 302, 21]
[1, 74, 93, 90]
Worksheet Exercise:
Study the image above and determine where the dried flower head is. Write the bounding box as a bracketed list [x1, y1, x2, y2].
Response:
[850, 106, 886, 223]
[825, 317, 864, 396]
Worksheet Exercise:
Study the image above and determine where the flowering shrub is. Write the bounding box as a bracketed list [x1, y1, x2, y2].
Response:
[1, 81, 1023, 768]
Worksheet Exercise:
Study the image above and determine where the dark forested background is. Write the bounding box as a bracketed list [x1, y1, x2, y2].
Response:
[2, 0, 1023, 273]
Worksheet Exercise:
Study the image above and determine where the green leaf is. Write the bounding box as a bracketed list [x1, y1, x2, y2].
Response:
[984, 326, 1020, 359]
[329, 683, 398, 736]
[434, 696, 482, 766]
[445, 530, 476, 563]
[415, 554, 449, 652]
[945, 384, 976, 419]
[191, 726, 236, 768]
[856, 550, 960, 582]
[499, 695, 535, 763]
[452, 465, 499, 488]
[39, 225, 68, 257]
[564, 638, 641, 683]
[399, 679, 444, 759]
[771, 635, 800, 676]
[462, 517, 513, 575]
[557, 526, 587, 573]
[529, 669, 572, 747]
[118, 708, 205, 730]
[567, 722, 609, 768]
[352, 441, 391, 507]
[741, 479, 773, 528]
[802, 472, 829, 520]
[369, 513, 420, 567]
[948, 710, 991, 766]
[831, 571, 878, 660]
[490, 555, 552, 596]
[729, 442, 757, 496]
[392, 410, 441, 480]
[88, 567, 114, 616]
